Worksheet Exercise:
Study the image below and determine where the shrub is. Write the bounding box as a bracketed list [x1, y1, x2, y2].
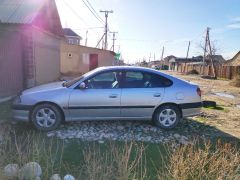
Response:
[186, 69, 199, 75]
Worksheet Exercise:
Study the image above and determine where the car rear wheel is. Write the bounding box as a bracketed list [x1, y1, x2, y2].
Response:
[153, 105, 181, 129]
[31, 103, 62, 131]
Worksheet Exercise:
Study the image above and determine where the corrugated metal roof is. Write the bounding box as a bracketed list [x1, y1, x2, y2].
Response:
[0, 0, 45, 24]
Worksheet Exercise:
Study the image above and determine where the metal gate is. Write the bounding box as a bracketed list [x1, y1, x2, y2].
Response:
[0, 32, 24, 97]
[89, 54, 98, 71]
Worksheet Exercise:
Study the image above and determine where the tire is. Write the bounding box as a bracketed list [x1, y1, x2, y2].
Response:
[31, 103, 62, 131]
[153, 105, 181, 130]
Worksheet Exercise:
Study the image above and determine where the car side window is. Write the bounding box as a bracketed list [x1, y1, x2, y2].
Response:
[123, 71, 172, 88]
[85, 71, 120, 89]
[145, 73, 172, 87]
[123, 71, 144, 88]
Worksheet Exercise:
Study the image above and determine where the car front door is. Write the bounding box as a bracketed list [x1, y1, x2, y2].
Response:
[121, 71, 170, 119]
[68, 70, 122, 121]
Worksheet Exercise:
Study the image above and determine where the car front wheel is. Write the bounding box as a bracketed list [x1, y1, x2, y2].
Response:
[153, 105, 181, 129]
[31, 103, 62, 131]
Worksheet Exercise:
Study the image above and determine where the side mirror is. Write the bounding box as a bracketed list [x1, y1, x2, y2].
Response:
[79, 82, 86, 89]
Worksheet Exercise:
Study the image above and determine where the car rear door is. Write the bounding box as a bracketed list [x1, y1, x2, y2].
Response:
[120, 70, 170, 119]
[68, 70, 122, 120]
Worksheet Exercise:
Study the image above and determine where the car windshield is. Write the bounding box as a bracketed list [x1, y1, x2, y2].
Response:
[62, 68, 101, 87]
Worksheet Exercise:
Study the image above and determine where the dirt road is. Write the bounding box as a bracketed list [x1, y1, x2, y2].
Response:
[167, 71, 240, 139]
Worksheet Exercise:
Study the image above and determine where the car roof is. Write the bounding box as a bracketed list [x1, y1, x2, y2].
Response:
[96, 66, 161, 73]
[96, 66, 173, 78]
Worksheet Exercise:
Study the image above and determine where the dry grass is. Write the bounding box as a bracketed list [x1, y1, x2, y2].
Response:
[82, 142, 146, 180]
[230, 75, 240, 87]
[160, 140, 240, 180]
[0, 127, 240, 179]
[0, 130, 65, 179]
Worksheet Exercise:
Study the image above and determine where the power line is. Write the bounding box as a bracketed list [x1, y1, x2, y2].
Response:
[82, 0, 105, 25]
[7, 0, 24, 22]
[62, 0, 89, 26]
[84, 0, 105, 23]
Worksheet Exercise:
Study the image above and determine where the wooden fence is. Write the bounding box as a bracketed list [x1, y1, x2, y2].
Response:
[177, 64, 240, 80]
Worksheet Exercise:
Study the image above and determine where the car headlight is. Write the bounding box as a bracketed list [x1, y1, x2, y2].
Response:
[13, 95, 22, 104]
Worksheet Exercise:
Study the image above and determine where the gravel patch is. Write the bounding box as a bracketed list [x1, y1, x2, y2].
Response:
[46, 121, 191, 145]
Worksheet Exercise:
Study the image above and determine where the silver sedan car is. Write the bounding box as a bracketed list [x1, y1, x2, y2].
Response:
[12, 66, 202, 131]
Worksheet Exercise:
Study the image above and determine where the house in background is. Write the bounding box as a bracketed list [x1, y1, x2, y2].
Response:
[169, 56, 203, 71]
[161, 55, 176, 70]
[224, 51, 240, 66]
[61, 42, 116, 75]
[0, 0, 63, 97]
[206, 55, 225, 65]
[169, 55, 225, 71]
[148, 60, 161, 69]
[63, 28, 82, 45]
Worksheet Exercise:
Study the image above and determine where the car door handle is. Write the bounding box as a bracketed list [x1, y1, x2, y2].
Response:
[153, 93, 161, 97]
[109, 94, 118, 98]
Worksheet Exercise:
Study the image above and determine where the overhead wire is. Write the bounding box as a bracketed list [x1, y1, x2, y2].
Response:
[81, 0, 105, 25]
[62, 0, 89, 26]
[84, 0, 105, 23]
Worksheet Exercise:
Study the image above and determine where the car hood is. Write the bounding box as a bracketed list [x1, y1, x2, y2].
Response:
[22, 81, 65, 95]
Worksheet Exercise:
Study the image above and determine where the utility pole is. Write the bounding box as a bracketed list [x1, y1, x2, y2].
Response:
[110, 31, 118, 52]
[161, 46, 165, 60]
[100, 10, 113, 50]
[202, 27, 216, 78]
[186, 41, 191, 59]
[85, 30, 88, 46]
[149, 53, 151, 62]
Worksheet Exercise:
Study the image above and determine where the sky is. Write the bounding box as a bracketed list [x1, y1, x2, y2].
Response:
[55, 0, 240, 63]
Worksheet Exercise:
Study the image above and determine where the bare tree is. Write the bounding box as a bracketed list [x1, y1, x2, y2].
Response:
[198, 40, 219, 55]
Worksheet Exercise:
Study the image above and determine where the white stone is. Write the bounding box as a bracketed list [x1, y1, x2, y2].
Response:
[4, 164, 19, 178]
[47, 132, 55, 137]
[18, 162, 42, 179]
[117, 125, 124, 131]
[64, 174, 75, 180]
[173, 133, 181, 139]
[98, 140, 104, 144]
[50, 174, 61, 180]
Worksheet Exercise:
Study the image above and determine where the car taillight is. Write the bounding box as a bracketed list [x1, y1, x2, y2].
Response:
[197, 87, 201, 97]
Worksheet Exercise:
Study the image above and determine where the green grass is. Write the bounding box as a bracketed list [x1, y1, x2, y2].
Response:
[203, 105, 224, 111]
[0, 101, 12, 121]
[195, 116, 208, 123]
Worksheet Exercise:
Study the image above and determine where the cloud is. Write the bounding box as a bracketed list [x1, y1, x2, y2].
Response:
[226, 16, 240, 29]
[227, 23, 240, 29]
[231, 17, 240, 22]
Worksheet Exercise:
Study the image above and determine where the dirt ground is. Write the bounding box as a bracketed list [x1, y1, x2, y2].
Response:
[167, 71, 240, 139]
